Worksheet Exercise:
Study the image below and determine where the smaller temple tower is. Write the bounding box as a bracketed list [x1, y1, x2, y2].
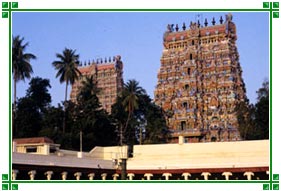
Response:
[70, 55, 124, 113]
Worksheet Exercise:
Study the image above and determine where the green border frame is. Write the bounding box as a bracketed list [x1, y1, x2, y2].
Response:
[1, 1, 279, 190]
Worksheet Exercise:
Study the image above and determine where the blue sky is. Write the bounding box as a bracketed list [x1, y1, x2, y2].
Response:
[12, 12, 269, 105]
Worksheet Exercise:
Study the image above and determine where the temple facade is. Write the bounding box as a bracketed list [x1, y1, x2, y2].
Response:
[70, 55, 124, 113]
[154, 14, 246, 143]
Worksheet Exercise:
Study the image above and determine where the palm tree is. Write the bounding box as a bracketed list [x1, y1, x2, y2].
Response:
[78, 75, 100, 102]
[122, 79, 146, 144]
[52, 48, 81, 133]
[52, 48, 81, 103]
[12, 35, 36, 136]
[12, 36, 37, 105]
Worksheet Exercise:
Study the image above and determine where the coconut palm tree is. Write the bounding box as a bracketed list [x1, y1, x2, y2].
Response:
[52, 48, 81, 133]
[12, 35, 36, 106]
[12, 35, 36, 136]
[78, 75, 100, 102]
[122, 79, 146, 142]
[52, 48, 81, 103]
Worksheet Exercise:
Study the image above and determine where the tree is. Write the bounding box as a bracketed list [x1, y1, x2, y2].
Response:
[60, 100, 77, 150]
[14, 77, 51, 138]
[76, 75, 102, 134]
[14, 97, 41, 138]
[39, 104, 64, 142]
[111, 96, 128, 145]
[70, 76, 117, 151]
[256, 80, 269, 101]
[111, 80, 168, 146]
[52, 48, 81, 134]
[12, 35, 36, 136]
[122, 80, 146, 144]
[138, 95, 169, 144]
[77, 75, 99, 103]
[26, 77, 51, 112]
[236, 79, 269, 140]
[254, 79, 269, 139]
[236, 100, 256, 140]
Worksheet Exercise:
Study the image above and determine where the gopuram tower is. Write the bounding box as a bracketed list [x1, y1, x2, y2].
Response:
[154, 14, 246, 143]
[70, 55, 124, 113]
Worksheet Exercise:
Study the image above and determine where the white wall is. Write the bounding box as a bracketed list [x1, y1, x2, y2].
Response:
[90, 140, 269, 170]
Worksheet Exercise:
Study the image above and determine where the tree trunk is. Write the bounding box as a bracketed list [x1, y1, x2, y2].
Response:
[124, 112, 131, 135]
[124, 103, 133, 137]
[62, 81, 68, 134]
[13, 77, 16, 137]
[65, 81, 68, 104]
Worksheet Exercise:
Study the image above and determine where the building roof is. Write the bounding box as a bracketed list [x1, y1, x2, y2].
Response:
[78, 64, 96, 74]
[13, 137, 54, 144]
[13, 152, 114, 169]
[78, 62, 115, 74]
[96, 63, 115, 70]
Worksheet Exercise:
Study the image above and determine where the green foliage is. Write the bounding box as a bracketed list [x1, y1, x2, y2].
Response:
[52, 48, 81, 134]
[14, 97, 42, 138]
[52, 47, 81, 104]
[236, 100, 256, 140]
[52, 48, 81, 86]
[123, 80, 146, 145]
[12, 35, 36, 83]
[39, 104, 64, 142]
[122, 79, 146, 114]
[111, 96, 128, 145]
[256, 80, 269, 101]
[254, 80, 269, 139]
[12, 35, 36, 137]
[142, 101, 169, 144]
[236, 79, 269, 140]
[26, 77, 52, 111]
[111, 80, 169, 146]
[69, 76, 117, 151]
[135, 94, 169, 144]
[22, 75, 118, 151]
[14, 77, 52, 138]
[78, 75, 100, 102]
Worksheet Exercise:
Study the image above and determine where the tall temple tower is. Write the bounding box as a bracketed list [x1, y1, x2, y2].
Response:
[70, 55, 124, 113]
[154, 14, 246, 143]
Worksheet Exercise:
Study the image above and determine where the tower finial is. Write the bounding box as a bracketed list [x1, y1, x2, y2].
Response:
[167, 24, 172, 32]
[171, 24, 174, 32]
[219, 16, 223, 24]
[175, 24, 179, 32]
[204, 18, 208, 27]
[182, 22, 186, 30]
[212, 17, 216, 25]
